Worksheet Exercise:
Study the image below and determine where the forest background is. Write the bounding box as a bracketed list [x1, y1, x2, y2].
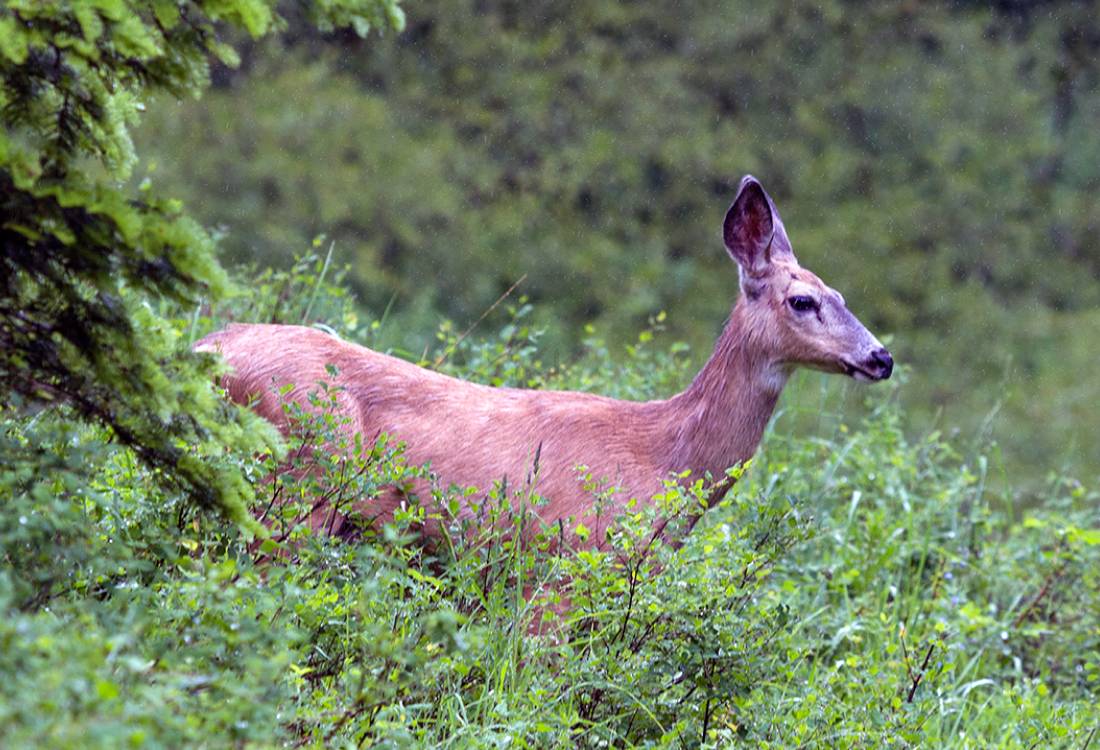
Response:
[133, 0, 1100, 494]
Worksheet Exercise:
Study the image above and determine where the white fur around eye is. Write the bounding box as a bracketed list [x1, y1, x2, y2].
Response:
[786, 281, 817, 299]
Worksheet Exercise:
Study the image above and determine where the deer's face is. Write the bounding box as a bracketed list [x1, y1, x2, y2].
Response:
[723, 176, 893, 383]
[758, 261, 892, 380]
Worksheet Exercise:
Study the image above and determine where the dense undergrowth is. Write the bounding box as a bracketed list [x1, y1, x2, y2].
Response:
[2, 259, 1098, 748]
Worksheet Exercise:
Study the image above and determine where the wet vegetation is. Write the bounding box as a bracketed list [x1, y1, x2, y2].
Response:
[4, 265, 1099, 747]
[2, 0, 1098, 747]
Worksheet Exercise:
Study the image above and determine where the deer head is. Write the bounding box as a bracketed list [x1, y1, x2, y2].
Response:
[722, 176, 893, 382]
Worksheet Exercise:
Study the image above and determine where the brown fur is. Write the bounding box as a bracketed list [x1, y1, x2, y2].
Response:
[196, 177, 891, 545]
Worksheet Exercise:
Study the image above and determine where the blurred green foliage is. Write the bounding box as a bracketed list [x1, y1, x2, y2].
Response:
[133, 0, 1100, 488]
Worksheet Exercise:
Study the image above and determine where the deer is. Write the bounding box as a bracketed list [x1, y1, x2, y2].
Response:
[196, 176, 893, 550]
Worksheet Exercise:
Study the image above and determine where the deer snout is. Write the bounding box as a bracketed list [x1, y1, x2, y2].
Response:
[866, 347, 893, 380]
[844, 346, 893, 382]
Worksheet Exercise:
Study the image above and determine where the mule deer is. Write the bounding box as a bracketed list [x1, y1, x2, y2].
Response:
[197, 176, 892, 544]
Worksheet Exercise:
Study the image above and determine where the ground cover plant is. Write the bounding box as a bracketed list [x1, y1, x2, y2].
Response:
[2, 258, 1097, 747]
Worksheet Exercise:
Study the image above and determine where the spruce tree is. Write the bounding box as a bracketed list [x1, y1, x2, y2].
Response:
[0, 0, 404, 527]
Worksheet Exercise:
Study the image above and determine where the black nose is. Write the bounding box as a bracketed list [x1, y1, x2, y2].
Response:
[869, 347, 893, 379]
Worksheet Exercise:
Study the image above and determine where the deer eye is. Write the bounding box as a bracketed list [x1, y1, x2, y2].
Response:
[787, 295, 818, 313]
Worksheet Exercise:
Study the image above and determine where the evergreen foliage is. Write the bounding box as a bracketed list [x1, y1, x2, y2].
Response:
[0, 0, 404, 523]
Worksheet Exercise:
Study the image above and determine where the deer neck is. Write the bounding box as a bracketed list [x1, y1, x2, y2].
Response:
[661, 298, 788, 482]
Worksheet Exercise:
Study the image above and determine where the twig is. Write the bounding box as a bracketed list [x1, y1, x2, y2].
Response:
[300, 241, 336, 324]
[907, 640, 937, 703]
[1013, 559, 1067, 628]
[700, 696, 713, 746]
[433, 274, 527, 368]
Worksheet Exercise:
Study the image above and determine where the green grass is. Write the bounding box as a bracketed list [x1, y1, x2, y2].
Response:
[1, 262, 1097, 748]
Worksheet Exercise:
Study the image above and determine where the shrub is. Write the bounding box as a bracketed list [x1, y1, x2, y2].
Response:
[1, 261, 1097, 747]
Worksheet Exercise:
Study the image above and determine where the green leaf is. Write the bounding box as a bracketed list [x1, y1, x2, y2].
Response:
[1070, 527, 1100, 546]
[95, 679, 120, 701]
[151, 0, 180, 29]
[74, 5, 104, 42]
[112, 15, 161, 58]
[0, 16, 29, 63]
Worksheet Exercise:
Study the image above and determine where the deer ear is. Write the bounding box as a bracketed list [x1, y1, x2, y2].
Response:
[722, 176, 794, 277]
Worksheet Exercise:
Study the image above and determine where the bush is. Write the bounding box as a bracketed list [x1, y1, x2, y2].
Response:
[1, 261, 1097, 747]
